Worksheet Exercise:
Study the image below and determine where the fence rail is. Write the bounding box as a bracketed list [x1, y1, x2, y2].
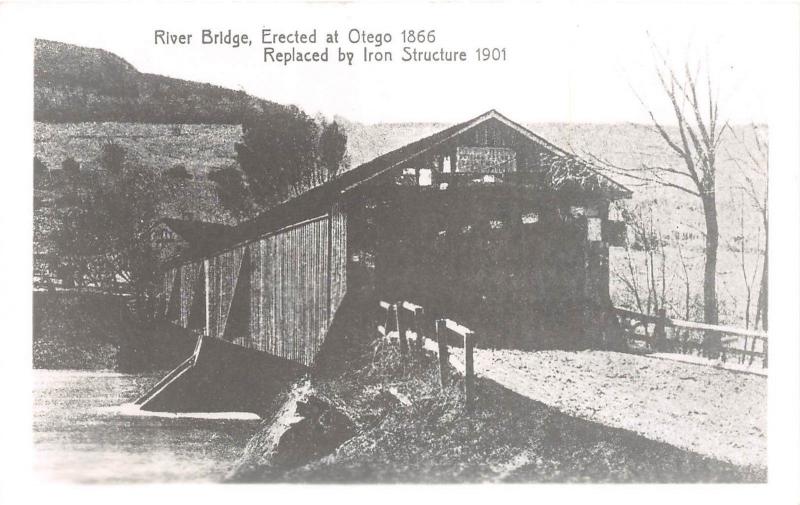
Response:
[614, 307, 768, 368]
[436, 318, 476, 412]
[377, 300, 476, 413]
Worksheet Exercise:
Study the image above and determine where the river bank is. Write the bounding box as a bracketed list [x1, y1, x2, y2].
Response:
[33, 290, 197, 372]
[33, 369, 260, 483]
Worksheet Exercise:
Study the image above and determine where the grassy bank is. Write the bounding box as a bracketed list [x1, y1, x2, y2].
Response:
[33, 291, 197, 371]
[234, 335, 765, 483]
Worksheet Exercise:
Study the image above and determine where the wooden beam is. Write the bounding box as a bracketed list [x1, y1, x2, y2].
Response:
[464, 331, 475, 414]
[413, 307, 424, 353]
[204, 258, 210, 337]
[670, 319, 768, 340]
[616, 307, 768, 339]
[396, 300, 408, 356]
[436, 319, 449, 389]
[401, 300, 423, 312]
[442, 318, 473, 338]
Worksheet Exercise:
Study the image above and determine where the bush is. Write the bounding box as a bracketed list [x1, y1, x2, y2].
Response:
[209, 165, 252, 220]
[34, 156, 49, 183]
[61, 156, 80, 176]
[165, 164, 192, 179]
[99, 140, 126, 173]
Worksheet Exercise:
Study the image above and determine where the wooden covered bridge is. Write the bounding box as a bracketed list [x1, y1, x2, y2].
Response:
[152, 110, 631, 384]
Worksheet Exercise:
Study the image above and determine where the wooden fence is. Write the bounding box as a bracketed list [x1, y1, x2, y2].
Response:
[377, 300, 477, 413]
[615, 307, 768, 368]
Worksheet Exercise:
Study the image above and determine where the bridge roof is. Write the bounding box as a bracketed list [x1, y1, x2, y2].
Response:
[234, 110, 630, 235]
[164, 110, 632, 264]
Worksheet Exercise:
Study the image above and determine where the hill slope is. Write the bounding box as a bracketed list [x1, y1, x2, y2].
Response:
[34, 39, 282, 123]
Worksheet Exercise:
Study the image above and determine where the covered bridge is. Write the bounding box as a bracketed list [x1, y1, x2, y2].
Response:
[155, 110, 631, 370]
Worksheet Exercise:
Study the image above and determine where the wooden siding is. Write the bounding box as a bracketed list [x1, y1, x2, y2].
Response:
[248, 216, 331, 366]
[330, 205, 348, 317]
[163, 267, 178, 319]
[178, 261, 202, 328]
[165, 267, 180, 322]
[207, 244, 246, 340]
[161, 207, 347, 366]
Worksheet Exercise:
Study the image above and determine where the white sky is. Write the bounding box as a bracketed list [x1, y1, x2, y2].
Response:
[14, 1, 787, 124]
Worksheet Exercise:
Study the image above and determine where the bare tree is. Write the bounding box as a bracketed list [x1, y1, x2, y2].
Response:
[593, 52, 729, 356]
[734, 192, 761, 330]
[614, 202, 670, 329]
[727, 124, 768, 331]
[674, 239, 696, 352]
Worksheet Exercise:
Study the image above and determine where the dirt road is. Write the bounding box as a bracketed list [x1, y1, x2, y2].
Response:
[449, 348, 766, 469]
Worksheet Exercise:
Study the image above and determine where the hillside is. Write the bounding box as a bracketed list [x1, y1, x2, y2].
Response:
[34, 39, 283, 123]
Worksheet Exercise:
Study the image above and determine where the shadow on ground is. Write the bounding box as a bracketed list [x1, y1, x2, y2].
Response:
[234, 336, 765, 483]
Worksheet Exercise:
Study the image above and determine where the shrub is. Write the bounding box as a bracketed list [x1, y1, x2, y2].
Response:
[62, 156, 80, 176]
[99, 140, 126, 173]
[34, 156, 49, 183]
[165, 164, 192, 179]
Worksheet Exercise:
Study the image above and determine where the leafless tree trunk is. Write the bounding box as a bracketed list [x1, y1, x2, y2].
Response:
[592, 51, 729, 356]
[736, 195, 761, 330]
[675, 240, 693, 352]
[734, 194, 762, 362]
[616, 203, 670, 340]
[728, 124, 768, 332]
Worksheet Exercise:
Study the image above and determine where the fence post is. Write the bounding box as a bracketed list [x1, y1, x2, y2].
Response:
[763, 338, 768, 369]
[436, 319, 449, 389]
[378, 301, 391, 337]
[413, 307, 424, 352]
[740, 335, 748, 364]
[464, 331, 475, 414]
[653, 308, 666, 351]
[749, 333, 759, 366]
[396, 301, 408, 356]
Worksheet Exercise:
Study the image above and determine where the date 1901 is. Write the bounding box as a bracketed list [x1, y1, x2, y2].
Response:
[475, 48, 507, 61]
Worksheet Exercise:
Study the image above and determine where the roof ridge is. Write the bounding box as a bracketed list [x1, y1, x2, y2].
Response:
[485, 110, 632, 195]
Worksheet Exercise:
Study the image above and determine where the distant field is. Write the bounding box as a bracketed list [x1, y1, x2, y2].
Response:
[34, 122, 241, 179]
[610, 246, 764, 328]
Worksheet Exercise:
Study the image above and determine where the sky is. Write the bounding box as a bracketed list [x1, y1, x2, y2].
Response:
[13, 1, 791, 124]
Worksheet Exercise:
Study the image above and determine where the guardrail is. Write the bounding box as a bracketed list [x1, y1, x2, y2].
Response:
[377, 300, 476, 413]
[435, 318, 476, 413]
[615, 307, 768, 368]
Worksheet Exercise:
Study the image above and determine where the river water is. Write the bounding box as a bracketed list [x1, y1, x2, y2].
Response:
[33, 369, 261, 483]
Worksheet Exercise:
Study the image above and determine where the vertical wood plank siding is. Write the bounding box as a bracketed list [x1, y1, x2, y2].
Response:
[163, 268, 178, 318]
[163, 207, 347, 367]
[178, 262, 201, 328]
[165, 267, 181, 322]
[207, 245, 246, 340]
[247, 215, 339, 366]
[330, 205, 348, 316]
